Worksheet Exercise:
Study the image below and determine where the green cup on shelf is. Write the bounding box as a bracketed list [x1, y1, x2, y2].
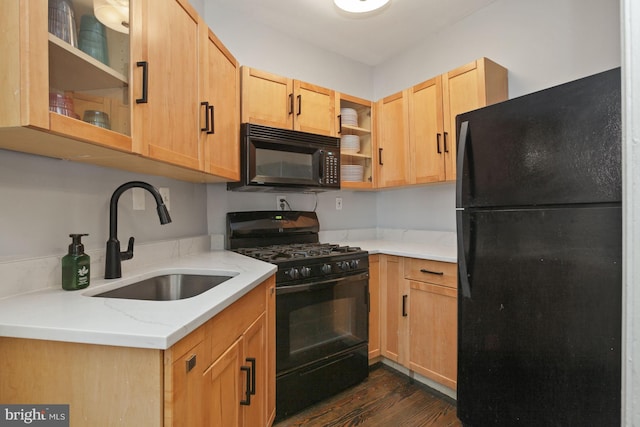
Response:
[78, 15, 109, 66]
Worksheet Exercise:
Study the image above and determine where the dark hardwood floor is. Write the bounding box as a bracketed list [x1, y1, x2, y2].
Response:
[274, 365, 462, 427]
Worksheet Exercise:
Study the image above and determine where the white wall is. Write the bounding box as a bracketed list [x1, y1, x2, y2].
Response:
[203, 1, 374, 99]
[622, 0, 640, 423]
[374, 0, 621, 99]
[0, 149, 207, 262]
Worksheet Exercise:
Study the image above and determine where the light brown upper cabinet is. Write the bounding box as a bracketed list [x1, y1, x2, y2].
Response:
[241, 67, 337, 137]
[1, 0, 239, 183]
[133, 0, 240, 178]
[1, 0, 133, 158]
[409, 76, 446, 183]
[200, 26, 240, 181]
[441, 58, 508, 181]
[132, 0, 201, 171]
[376, 90, 411, 188]
[380, 57, 508, 188]
[338, 93, 376, 189]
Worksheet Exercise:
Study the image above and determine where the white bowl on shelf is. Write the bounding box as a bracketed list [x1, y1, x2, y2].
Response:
[341, 164, 364, 182]
[341, 134, 360, 152]
[340, 108, 358, 126]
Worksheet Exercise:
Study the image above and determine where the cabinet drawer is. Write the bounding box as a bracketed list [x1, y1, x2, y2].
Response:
[404, 258, 457, 288]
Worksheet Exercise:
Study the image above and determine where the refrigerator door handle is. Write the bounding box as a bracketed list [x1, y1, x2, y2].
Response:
[456, 121, 470, 208]
[457, 210, 472, 298]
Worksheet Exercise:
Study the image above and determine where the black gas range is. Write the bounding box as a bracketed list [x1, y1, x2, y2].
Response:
[227, 211, 370, 421]
[232, 242, 368, 285]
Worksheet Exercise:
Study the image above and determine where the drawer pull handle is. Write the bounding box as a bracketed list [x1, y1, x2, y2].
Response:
[185, 354, 196, 373]
[420, 268, 444, 275]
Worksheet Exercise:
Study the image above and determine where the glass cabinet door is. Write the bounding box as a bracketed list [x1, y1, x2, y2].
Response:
[47, 0, 131, 147]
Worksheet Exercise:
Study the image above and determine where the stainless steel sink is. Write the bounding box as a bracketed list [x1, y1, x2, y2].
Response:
[93, 274, 233, 301]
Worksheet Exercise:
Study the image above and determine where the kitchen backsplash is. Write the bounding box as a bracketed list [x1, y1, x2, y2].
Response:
[0, 228, 453, 299]
[0, 235, 215, 299]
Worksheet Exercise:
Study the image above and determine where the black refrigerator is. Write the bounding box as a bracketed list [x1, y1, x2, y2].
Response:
[456, 68, 622, 426]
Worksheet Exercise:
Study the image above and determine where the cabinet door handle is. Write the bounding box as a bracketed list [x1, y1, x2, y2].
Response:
[443, 132, 449, 153]
[402, 294, 408, 317]
[378, 148, 384, 166]
[240, 365, 251, 406]
[338, 114, 342, 134]
[420, 268, 444, 275]
[288, 93, 294, 115]
[200, 102, 209, 132]
[136, 61, 148, 104]
[436, 133, 442, 154]
[246, 357, 256, 395]
[207, 105, 215, 135]
[297, 94, 302, 116]
[185, 354, 196, 373]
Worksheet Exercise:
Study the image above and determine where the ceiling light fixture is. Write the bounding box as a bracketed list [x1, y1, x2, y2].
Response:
[94, 0, 129, 34]
[333, 0, 391, 14]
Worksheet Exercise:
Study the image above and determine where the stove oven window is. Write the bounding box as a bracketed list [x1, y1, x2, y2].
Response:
[290, 297, 356, 355]
[276, 274, 368, 373]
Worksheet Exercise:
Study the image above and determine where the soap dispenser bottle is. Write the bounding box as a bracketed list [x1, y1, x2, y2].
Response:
[62, 234, 90, 290]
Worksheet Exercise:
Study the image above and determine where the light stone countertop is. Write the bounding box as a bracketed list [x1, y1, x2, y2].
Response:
[0, 250, 276, 350]
[321, 229, 458, 263]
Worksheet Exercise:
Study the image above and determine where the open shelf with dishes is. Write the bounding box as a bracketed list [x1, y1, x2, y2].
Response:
[339, 94, 374, 189]
[48, 0, 131, 138]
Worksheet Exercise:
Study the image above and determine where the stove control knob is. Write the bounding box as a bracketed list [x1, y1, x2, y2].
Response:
[286, 268, 300, 280]
[300, 267, 312, 278]
[321, 264, 332, 274]
[349, 259, 360, 269]
[339, 261, 350, 271]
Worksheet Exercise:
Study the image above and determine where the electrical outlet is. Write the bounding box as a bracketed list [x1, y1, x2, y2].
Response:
[276, 195, 287, 210]
[159, 187, 170, 211]
[336, 197, 343, 210]
[132, 188, 145, 210]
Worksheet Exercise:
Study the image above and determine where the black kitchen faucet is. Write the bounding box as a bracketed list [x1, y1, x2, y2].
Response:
[104, 181, 172, 279]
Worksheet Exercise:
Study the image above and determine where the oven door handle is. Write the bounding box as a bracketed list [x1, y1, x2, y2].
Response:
[276, 272, 369, 295]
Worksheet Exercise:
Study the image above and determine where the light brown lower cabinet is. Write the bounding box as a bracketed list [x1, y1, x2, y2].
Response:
[0, 276, 276, 427]
[368, 254, 381, 360]
[373, 255, 458, 391]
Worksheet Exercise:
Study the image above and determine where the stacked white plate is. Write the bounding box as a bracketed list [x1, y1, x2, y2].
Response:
[341, 164, 364, 182]
[340, 108, 358, 126]
[341, 134, 360, 153]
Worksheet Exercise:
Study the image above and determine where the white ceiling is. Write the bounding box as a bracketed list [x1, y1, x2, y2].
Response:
[208, 0, 499, 66]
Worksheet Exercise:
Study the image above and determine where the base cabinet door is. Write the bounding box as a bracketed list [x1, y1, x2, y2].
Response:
[368, 255, 381, 360]
[204, 313, 267, 427]
[380, 255, 406, 362]
[408, 280, 457, 390]
[404, 258, 458, 390]
[205, 338, 243, 426]
[242, 313, 267, 427]
[168, 341, 206, 427]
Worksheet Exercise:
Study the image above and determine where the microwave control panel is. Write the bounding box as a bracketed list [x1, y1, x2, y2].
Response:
[323, 151, 339, 185]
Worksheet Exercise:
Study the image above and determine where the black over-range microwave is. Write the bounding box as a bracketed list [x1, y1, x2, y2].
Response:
[228, 123, 340, 192]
